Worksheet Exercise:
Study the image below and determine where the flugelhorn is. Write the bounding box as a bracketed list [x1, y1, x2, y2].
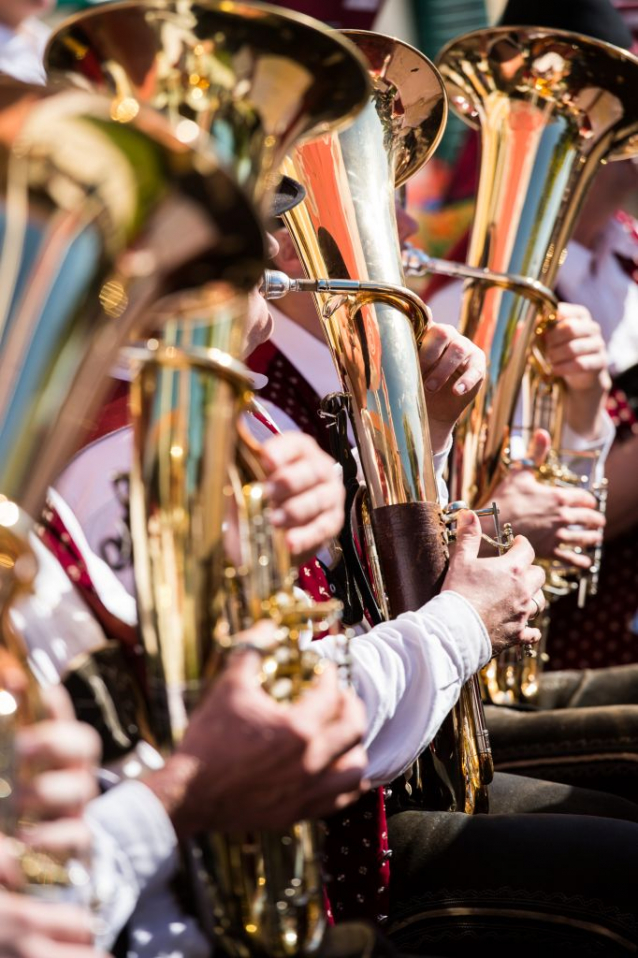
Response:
[0, 78, 262, 887]
[430, 26, 638, 704]
[274, 29, 496, 814]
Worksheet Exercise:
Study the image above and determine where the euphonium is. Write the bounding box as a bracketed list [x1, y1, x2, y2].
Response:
[0, 78, 260, 886]
[83, 7, 370, 952]
[44, 0, 370, 216]
[128, 288, 343, 958]
[273, 30, 494, 814]
[429, 27, 638, 704]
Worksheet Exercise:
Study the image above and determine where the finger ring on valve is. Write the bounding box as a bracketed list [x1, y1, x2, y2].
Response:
[529, 596, 541, 622]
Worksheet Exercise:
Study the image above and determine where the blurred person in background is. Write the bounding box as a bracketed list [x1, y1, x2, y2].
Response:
[0, 0, 52, 84]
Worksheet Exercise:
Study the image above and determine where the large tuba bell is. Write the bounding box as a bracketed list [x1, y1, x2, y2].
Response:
[431, 26, 638, 704]
[0, 78, 263, 889]
[272, 30, 494, 814]
[44, 0, 370, 215]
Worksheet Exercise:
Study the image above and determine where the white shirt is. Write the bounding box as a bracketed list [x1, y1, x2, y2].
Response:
[0, 18, 49, 84]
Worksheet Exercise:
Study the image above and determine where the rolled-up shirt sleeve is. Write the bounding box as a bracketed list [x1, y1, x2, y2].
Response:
[312, 590, 491, 787]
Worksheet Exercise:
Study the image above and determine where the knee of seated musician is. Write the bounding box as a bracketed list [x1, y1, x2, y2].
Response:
[486, 700, 638, 750]
[542, 663, 638, 709]
[320, 922, 431, 958]
[535, 668, 584, 709]
[486, 770, 638, 821]
[386, 810, 638, 937]
[386, 806, 638, 889]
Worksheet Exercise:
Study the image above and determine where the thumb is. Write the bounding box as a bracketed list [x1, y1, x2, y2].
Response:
[527, 428, 551, 468]
[451, 509, 482, 560]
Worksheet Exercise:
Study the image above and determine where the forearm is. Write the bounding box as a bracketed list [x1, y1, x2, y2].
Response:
[312, 591, 490, 786]
[563, 376, 611, 443]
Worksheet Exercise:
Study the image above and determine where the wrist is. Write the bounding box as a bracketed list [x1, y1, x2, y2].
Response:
[427, 419, 455, 456]
[563, 378, 609, 441]
[143, 754, 202, 841]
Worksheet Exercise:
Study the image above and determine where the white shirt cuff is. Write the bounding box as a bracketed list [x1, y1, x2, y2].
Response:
[433, 435, 452, 506]
[561, 410, 615, 482]
[427, 590, 492, 672]
[561, 408, 615, 454]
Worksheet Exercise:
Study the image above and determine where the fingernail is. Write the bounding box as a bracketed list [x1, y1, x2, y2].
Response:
[263, 481, 276, 499]
[426, 379, 439, 391]
[454, 382, 467, 395]
[270, 508, 285, 526]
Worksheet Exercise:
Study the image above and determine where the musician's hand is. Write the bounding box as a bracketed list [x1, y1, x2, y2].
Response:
[491, 429, 605, 569]
[542, 303, 611, 440]
[144, 621, 368, 838]
[443, 510, 546, 655]
[0, 890, 107, 958]
[17, 686, 100, 822]
[419, 324, 486, 453]
[262, 432, 345, 562]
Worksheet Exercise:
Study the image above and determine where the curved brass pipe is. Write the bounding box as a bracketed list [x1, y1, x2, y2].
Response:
[261, 269, 432, 348]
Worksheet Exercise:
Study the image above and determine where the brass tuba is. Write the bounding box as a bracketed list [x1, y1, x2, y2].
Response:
[273, 30, 494, 814]
[54, 4, 370, 952]
[430, 27, 638, 704]
[44, 0, 370, 216]
[0, 78, 262, 889]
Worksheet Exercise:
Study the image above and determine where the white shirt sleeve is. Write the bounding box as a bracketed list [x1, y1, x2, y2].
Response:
[87, 781, 179, 946]
[311, 590, 491, 787]
[433, 438, 452, 506]
[87, 780, 209, 957]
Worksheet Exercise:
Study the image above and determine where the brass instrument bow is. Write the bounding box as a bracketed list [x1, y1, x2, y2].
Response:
[429, 26, 638, 704]
[278, 29, 494, 814]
